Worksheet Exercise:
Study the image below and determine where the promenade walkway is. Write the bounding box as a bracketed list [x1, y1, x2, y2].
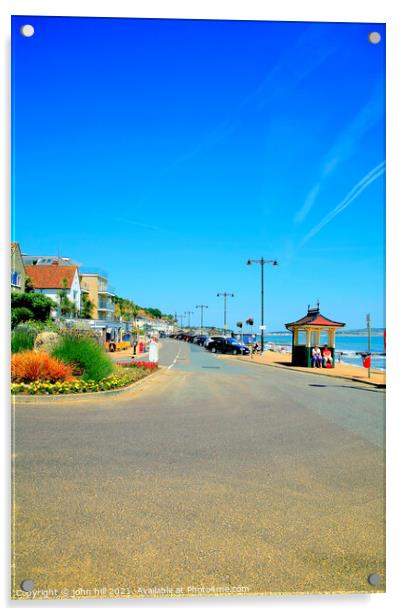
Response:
[235, 350, 385, 387]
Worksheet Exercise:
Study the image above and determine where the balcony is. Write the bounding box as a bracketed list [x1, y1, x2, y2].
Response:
[98, 299, 114, 312]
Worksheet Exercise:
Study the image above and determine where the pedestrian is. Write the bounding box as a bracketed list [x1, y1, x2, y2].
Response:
[131, 335, 137, 358]
[252, 341, 261, 355]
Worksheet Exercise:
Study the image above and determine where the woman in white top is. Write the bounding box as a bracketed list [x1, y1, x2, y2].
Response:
[312, 345, 322, 368]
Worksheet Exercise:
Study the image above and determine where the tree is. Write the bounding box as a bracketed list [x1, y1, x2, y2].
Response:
[144, 307, 162, 319]
[236, 321, 243, 329]
[57, 278, 78, 317]
[112, 295, 141, 322]
[24, 276, 35, 293]
[80, 294, 95, 319]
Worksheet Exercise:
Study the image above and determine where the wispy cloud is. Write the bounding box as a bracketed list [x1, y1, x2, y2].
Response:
[168, 25, 338, 170]
[294, 86, 384, 224]
[299, 161, 385, 247]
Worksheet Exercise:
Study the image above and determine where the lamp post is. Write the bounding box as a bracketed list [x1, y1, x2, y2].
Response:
[246, 257, 278, 354]
[196, 304, 208, 335]
[177, 313, 184, 329]
[217, 292, 234, 335]
[184, 310, 194, 330]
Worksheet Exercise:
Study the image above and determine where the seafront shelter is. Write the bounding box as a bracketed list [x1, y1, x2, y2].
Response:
[285, 304, 345, 368]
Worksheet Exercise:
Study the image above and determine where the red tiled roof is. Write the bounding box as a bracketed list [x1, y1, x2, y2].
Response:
[25, 265, 78, 289]
[286, 308, 345, 329]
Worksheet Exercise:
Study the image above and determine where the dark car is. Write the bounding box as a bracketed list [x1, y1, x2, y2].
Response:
[182, 333, 193, 342]
[194, 335, 208, 346]
[205, 337, 250, 355]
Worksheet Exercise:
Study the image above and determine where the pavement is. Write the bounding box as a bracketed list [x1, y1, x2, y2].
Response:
[234, 350, 385, 387]
[12, 339, 385, 598]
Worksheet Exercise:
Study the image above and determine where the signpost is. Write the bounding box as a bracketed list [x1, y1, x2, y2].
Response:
[367, 313, 371, 378]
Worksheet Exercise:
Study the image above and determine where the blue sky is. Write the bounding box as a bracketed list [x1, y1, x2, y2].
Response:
[12, 17, 385, 329]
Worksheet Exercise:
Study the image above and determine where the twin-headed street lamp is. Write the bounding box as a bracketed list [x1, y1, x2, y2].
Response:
[184, 310, 194, 329]
[217, 292, 234, 334]
[246, 258, 278, 353]
[196, 304, 208, 335]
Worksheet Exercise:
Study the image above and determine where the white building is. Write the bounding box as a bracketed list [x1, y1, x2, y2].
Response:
[25, 263, 81, 314]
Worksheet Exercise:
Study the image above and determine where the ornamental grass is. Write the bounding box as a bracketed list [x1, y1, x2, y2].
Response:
[11, 326, 36, 353]
[11, 351, 73, 383]
[51, 335, 113, 382]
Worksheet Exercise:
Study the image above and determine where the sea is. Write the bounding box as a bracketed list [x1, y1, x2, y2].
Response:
[261, 333, 386, 371]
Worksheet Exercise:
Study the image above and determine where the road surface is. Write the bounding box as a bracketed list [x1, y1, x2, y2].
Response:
[12, 338, 385, 598]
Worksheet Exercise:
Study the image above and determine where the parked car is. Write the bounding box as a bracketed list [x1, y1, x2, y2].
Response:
[205, 337, 250, 355]
[193, 335, 208, 345]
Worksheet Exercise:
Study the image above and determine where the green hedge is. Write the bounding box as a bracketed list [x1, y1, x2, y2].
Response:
[51, 335, 113, 382]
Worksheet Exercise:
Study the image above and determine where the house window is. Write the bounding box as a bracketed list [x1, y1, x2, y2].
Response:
[11, 271, 21, 287]
[73, 290, 77, 300]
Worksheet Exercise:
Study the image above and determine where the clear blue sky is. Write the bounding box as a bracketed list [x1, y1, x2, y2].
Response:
[12, 16, 385, 330]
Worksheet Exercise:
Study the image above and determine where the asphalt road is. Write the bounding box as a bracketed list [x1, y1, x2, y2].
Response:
[13, 338, 385, 598]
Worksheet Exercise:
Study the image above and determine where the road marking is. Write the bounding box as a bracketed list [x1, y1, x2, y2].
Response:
[168, 348, 182, 370]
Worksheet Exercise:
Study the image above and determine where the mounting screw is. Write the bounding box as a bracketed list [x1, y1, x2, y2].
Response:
[368, 32, 381, 45]
[20, 579, 34, 592]
[367, 573, 381, 586]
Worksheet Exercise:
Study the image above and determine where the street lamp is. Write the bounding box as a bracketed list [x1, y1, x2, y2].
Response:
[184, 310, 194, 329]
[217, 292, 234, 335]
[246, 257, 278, 354]
[196, 304, 208, 335]
[177, 313, 184, 329]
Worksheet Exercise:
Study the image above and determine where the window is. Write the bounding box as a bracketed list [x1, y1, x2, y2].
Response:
[11, 271, 21, 287]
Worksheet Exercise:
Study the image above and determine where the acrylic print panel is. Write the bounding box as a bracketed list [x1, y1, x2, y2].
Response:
[11, 16, 385, 599]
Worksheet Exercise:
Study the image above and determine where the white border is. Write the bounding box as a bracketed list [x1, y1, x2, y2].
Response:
[2, 1, 401, 613]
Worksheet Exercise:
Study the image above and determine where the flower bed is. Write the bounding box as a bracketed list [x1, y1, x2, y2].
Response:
[11, 364, 158, 395]
[115, 361, 158, 370]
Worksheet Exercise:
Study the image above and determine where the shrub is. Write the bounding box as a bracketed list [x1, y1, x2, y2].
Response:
[51, 335, 113, 381]
[11, 351, 73, 383]
[11, 307, 34, 328]
[11, 292, 55, 324]
[24, 319, 60, 333]
[11, 326, 36, 353]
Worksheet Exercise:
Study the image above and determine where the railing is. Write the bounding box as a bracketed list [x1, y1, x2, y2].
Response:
[98, 301, 114, 311]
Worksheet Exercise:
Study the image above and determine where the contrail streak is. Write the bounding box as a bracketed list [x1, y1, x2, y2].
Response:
[299, 161, 385, 246]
